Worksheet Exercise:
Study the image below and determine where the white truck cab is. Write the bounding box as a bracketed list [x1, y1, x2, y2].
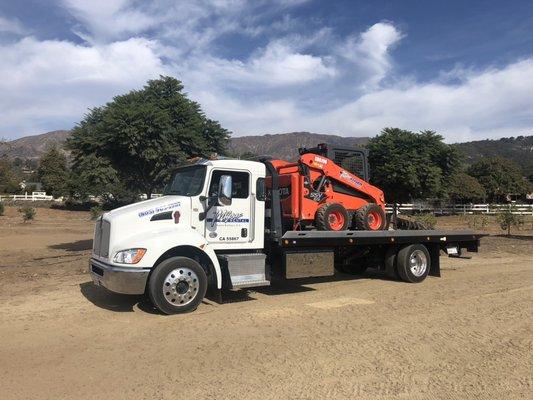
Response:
[91, 159, 267, 313]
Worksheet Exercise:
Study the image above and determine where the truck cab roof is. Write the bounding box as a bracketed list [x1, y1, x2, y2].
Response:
[196, 158, 266, 175]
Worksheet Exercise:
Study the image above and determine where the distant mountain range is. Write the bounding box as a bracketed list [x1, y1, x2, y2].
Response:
[1, 130, 531, 175]
[0, 130, 70, 159]
[228, 132, 369, 160]
[452, 136, 533, 177]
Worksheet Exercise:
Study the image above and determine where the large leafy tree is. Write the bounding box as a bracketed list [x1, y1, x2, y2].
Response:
[468, 157, 530, 202]
[367, 128, 461, 203]
[0, 158, 20, 194]
[448, 172, 486, 203]
[67, 76, 230, 199]
[37, 147, 70, 198]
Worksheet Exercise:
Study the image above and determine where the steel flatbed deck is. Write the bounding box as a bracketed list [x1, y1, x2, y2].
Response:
[280, 229, 484, 250]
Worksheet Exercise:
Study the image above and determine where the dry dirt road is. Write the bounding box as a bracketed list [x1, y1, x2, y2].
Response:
[1, 207, 532, 399]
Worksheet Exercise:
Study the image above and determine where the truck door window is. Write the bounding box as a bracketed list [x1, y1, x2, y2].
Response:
[256, 178, 266, 201]
[209, 171, 249, 198]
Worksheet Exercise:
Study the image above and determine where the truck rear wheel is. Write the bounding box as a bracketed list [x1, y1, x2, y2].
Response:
[354, 204, 386, 230]
[316, 203, 349, 231]
[396, 244, 430, 283]
[148, 256, 207, 314]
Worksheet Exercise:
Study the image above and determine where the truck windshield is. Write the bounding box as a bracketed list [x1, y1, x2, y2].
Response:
[164, 165, 206, 196]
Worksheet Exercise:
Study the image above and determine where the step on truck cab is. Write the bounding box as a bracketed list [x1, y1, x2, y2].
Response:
[90, 156, 484, 314]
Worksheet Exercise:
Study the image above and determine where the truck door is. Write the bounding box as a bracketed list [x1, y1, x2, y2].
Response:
[205, 169, 252, 245]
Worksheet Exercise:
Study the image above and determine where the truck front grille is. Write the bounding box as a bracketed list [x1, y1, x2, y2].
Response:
[93, 219, 111, 258]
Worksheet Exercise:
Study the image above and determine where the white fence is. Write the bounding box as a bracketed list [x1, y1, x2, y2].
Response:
[385, 203, 533, 215]
[0, 191, 54, 201]
[1, 192, 163, 202]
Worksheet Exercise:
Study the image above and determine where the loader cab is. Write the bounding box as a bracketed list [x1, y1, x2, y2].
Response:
[299, 143, 370, 181]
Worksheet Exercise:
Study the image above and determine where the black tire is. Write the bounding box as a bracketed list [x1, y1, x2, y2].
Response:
[355, 204, 386, 230]
[316, 203, 349, 231]
[396, 244, 430, 283]
[148, 257, 207, 315]
[396, 216, 429, 230]
[384, 246, 400, 279]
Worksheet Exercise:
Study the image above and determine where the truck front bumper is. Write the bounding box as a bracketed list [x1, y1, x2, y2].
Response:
[90, 258, 150, 295]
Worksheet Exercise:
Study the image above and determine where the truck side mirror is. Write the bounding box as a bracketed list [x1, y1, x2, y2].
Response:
[217, 175, 232, 206]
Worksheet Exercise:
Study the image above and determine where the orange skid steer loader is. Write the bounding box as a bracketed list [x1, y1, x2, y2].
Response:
[267, 143, 387, 231]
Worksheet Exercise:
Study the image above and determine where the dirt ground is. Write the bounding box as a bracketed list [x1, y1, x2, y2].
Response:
[1, 206, 532, 399]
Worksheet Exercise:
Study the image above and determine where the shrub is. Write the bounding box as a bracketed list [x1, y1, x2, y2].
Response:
[0, 201, 4, 216]
[18, 206, 36, 222]
[464, 214, 490, 229]
[90, 205, 103, 220]
[496, 205, 524, 236]
[413, 213, 437, 229]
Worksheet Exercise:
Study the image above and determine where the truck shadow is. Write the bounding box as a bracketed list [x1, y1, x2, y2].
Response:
[221, 269, 396, 302]
[79, 281, 157, 313]
[80, 281, 217, 314]
[50, 239, 93, 252]
[80, 270, 397, 313]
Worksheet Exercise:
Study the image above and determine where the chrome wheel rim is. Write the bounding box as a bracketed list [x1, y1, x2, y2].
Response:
[409, 250, 427, 277]
[162, 267, 199, 306]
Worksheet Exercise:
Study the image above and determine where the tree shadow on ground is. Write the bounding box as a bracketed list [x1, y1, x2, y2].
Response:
[50, 239, 93, 252]
[493, 234, 533, 241]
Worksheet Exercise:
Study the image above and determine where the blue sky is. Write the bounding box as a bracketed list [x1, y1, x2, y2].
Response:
[1, 0, 533, 142]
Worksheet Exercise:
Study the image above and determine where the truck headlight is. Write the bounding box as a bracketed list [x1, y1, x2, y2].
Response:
[113, 248, 147, 264]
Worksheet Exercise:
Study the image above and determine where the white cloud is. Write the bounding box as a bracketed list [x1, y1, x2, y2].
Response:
[339, 22, 403, 89]
[62, 0, 155, 41]
[1, 2, 533, 143]
[180, 40, 335, 90]
[0, 16, 27, 35]
[0, 37, 165, 136]
[215, 58, 533, 142]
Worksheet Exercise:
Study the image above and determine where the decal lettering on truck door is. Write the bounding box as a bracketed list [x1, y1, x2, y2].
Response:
[205, 169, 252, 245]
[206, 210, 249, 227]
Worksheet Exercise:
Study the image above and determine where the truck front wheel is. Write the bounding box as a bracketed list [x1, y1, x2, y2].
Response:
[396, 244, 430, 283]
[148, 257, 207, 314]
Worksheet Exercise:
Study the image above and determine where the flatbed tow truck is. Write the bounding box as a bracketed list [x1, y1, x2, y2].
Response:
[90, 144, 484, 314]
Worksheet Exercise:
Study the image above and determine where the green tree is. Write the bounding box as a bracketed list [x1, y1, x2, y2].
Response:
[67, 76, 230, 199]
[37, 147, 69, 198]
[496, 205, 525, 236]
[468, 157, 529, 202]
[367, 128, 461, 203]
[448, 172, 486, 203]
[0, 158, 20, 194]
[69, 154, 121, 201]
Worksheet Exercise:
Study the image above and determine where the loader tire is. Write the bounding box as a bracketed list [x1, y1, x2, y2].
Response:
[316, 203, 349, 231]
[396, 216, 429, 230]
[355, 204, 386, 231]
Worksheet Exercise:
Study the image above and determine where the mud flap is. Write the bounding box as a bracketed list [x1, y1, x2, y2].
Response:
[428, 244, 441, 277]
